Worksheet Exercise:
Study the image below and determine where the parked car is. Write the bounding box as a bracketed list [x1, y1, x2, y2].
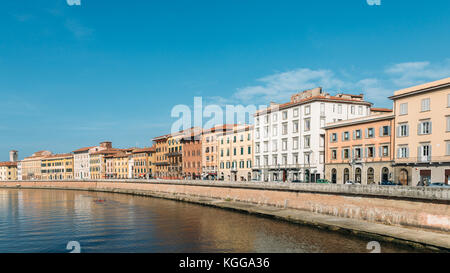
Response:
[345, 180, 359, 185]
[428, 183, 450, 188]
[380, 181, 399, 186]
[316, 179, 330, 184]
[291, 179, 306, 183]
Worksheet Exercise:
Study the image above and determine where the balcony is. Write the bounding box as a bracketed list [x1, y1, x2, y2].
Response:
[394, 156, 450, 165]
[166, 152, 182, 157]
[252, 164, 310, 170]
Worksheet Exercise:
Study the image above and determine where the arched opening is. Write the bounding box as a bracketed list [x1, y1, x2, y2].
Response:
[367, 168, 375, 184]
[331, 169, 337, 184]
[304, 169, 310, 183]
[343, 168, 349, 183]
[355, 168, 362, 183]
[382, 167, 389, 182]
[398, 169, 408, 185]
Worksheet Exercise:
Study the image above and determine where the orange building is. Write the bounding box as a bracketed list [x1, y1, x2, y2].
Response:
[182, 131, 203, 180]
[152, 134, 170, 179]
[324, 112, 395, 184]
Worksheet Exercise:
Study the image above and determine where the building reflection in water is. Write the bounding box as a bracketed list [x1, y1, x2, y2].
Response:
[0, 189, 420, 253]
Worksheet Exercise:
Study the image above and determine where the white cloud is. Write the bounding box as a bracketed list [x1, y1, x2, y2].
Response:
[206, 60, 449, 109]
[385, 60, 450, 87]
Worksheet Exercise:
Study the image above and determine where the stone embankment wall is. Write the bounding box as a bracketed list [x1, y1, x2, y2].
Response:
[2, 180, 449, 232]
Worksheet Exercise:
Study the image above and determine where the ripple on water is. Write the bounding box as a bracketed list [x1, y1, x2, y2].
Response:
[0, 188, 423, 253]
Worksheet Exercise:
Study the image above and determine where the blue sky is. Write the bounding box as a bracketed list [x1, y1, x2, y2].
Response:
[1, 0, 449, 161]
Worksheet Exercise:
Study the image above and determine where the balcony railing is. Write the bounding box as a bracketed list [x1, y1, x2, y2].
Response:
[165, 152, 182, 157]
[395, 156, 450, 164]
[252, 164, 312, 170]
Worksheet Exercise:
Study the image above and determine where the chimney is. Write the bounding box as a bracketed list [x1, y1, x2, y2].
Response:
[9, 150, 18, 162]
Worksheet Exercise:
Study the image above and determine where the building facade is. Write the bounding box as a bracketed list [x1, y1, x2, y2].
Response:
[324, 112, 395, 184]
[0, 162, 18, 181]
[218, 125, 253, 182]
[182, 133, 202, 180]
[152, 134, 170, 179]
[21, 151, 52, 180]
[253, 87, 373, 182]
[167, 134, 183, 179]
[201, 125, 235, 180]
[389, 77, 450, 186]
[73, 142, 110, 180]
[41, 154, 74, 180]
[131, 147, 155, 179]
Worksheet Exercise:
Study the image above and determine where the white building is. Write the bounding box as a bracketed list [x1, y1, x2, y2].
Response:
[73, 142, 111, 179]
[17, 161, 22, 181]
[252, 87, 372, 182]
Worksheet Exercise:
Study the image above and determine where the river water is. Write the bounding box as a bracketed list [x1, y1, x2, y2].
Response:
[0, 188, 420, 253]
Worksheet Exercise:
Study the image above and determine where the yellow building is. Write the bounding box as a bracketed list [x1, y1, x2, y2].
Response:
[153, 134, 170, 179]
[90, 149, 122, 179]
[217, 125, 254, 181]
[21, 151, 52, 180]
[0, 162, 18, 181]
[167, 134, 183, 179]
[41, 154, 74, 180]
[131, 147, 156, 179]
[112, 153, 130, 179]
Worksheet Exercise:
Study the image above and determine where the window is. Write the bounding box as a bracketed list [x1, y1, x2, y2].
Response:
[305, 106, 311, 115]
[398, 146, 409, 158]
[338, 104, 342, 114]
[264, 142, 268, 152]
[421, 98, 430, 112]
[400, 103, 408, 115]
[367, 128, 375, 138]
[304, 118, 311, 131]
[304, 136, 311, 148]
[255, 143, 260, 153]
[447, 116, 450, 132]
[293, 120, 299, 133]
[293, 137, 299, 150]
[419, 121, 432, 135]
[272, 113, 277, 122]
[398, 123, 409, 137]
[256, 117, 260, 126]
[255, 129, 260, 139]
[282, 139, 288, 151]
[282, 111, 288, 120]
[282, 123, 288, 135]
[447, 141, 450, 156]
[381, 145, 389, 157]
[272, 140, 277, 152]
[420, 144, 431, 162]
[358, 106, 363, 115]
[381, 126, 391, 136]
[354, 147, 362, 159]
[293, 108, 299, 117]
[331, 133, 338, 142]
[272, 125, 278, 136]
[354, 129, 362, 139]
[248, 146, 251, 154]
[343, 132, 350, 141]
[320, 118, 325, 128]
[265, 115, 269, 124]
[351, 106, 355, 114]
[367, 146, 375, 158]
[343, 148, 350, 159]
[331, 150, 337, 160]
[264, 126, 269, 137]
[320, 103, 325, 115]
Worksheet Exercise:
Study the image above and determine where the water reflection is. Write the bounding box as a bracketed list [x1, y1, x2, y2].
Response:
[0, 189, 420, 253]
